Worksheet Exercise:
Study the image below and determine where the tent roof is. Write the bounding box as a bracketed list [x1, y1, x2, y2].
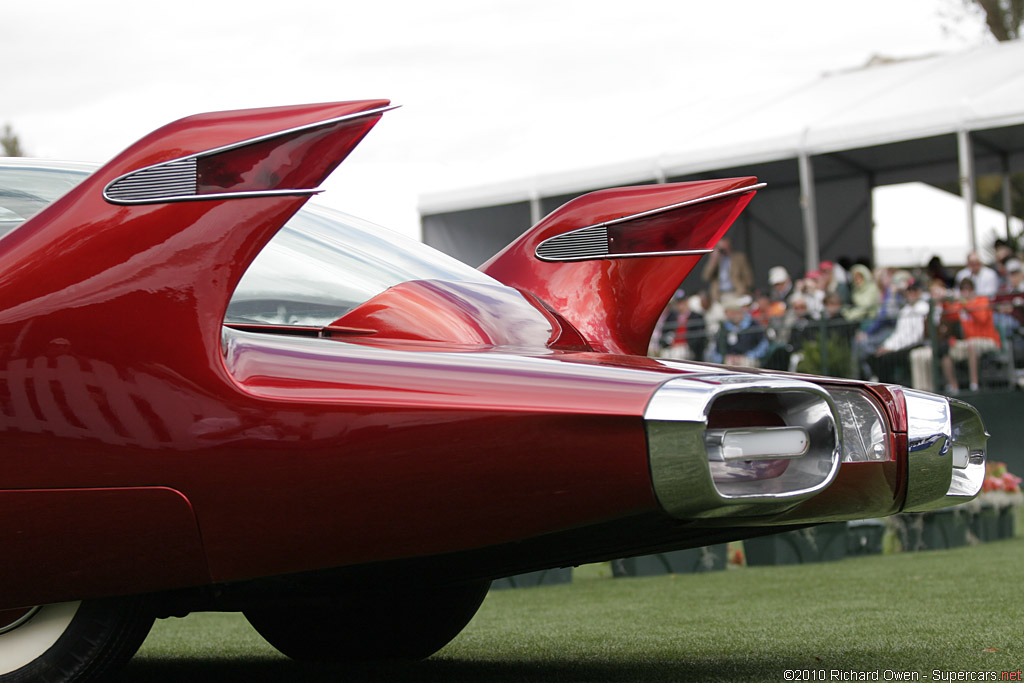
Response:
[420, 40, 1024, 215]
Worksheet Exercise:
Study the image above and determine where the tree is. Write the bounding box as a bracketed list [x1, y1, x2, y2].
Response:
[974, 0, 1023, 40]
[946, 0, 1024, 41]
[1, 124, 24, 156]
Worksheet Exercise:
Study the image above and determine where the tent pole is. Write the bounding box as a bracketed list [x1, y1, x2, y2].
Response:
[1002, 154, 1013, 240]
[529, 190, 541, 227]
[798, 151, 820, 275]
[957, 129, 977, 253]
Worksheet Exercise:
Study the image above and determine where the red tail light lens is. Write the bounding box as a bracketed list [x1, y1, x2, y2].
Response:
[196, 116, 379, 195]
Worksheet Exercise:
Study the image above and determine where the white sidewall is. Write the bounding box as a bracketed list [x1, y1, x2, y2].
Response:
[0, 602, 80, 675]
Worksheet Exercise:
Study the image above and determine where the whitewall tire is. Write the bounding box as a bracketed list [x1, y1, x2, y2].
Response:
[0, 598, 153, 682]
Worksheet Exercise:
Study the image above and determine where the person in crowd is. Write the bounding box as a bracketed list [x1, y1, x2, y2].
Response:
[754, 287, 789, 370]
[954, 252, 1000, 298]
[868, 279, 929, 383]
[998, 258, 1024, 297]
[992, 239, 1015, 288]
[926, 255, 954, 288]
[852, 268, 909, 378]
[993, 258, 1024, 363]
[768, 266, 793, 303]
[823, 291, 846, 325]
[929, 276, 955, 367]
[940, 277, 1001, 393]
[773, 294, 818, 371]
[658, 292, 707, 361]
[710, 297, 769, 367]
[819, 260, 851, 305]
[795, 269, 825, 316]
[701, 237, 753, 306]
[842, 264, 881, 324]
[783, 294, 817, 349]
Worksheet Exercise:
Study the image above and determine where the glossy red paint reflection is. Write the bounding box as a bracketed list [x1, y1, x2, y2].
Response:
[0, 100, 915, 617]
[326, 280, 558, 348]
[196, 115, 382, 195]
[482, 179, 758, 355]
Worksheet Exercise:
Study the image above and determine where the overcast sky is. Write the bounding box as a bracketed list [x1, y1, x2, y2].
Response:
[3, 0, 989, 237]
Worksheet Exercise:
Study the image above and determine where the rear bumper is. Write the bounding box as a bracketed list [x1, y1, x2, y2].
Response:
[902, 390, 988, 512]
[644, 376, 987, 521]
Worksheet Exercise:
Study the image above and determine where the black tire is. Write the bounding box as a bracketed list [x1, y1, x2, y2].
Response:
[0, 597, 154, 683]
[244, 579, 490, 663]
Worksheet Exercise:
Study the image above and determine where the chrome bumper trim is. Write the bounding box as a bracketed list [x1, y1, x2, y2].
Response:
[903, 390, 987, 512]
[644, 374, 841, 519]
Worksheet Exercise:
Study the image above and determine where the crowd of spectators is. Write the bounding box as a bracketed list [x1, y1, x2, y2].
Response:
[653, 238, 1024, 394]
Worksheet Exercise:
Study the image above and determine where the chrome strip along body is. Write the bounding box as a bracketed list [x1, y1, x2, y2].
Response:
[903, 390, 987, 512]
[644, 374, 841, 519]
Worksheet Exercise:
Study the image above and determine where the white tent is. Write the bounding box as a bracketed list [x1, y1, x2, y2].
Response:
[421, 40, 1024, 280]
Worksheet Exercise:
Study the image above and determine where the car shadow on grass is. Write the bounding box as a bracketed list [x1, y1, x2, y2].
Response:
[119, 655, 827, 683]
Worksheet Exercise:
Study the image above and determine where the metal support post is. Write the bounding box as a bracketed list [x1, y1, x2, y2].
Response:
[798, 151, 820, 275]
[957, 129, 977, 253]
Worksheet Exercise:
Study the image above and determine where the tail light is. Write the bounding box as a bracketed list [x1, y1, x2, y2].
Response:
[644, 374, 840, 519]
[829, 387, 891, 462]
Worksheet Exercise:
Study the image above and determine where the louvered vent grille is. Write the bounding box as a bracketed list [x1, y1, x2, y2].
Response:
[535, 225, 609, 261]
[105, 158, 198, 202]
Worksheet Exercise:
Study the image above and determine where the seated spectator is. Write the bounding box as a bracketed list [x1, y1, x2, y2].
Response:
[940, 277, 1001, 393]
[783, 294, 816, 347]
[997, 258, 1024, 298]
[820, 260, 851, 305]
[791, 292, 857, 377]
[823, 291, 845, 325]
[774, 294, 816, 371]
[993, 259, 1024, 367]
[993, 239, 1015, 289]
[658, 293, 707, 361]
[768, 266, 793, 303]
[710, 297, 769, 367]
[853, 268, 908, 379]
[926, 255, 954, 288]
[868, 279, 929, 383]
[842, 264, 881, 324]
[955, 252, 1000, 298]
[795, 270, 826, 316]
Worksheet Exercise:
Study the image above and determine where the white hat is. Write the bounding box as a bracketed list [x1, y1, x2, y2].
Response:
[768, 266, 790, 286]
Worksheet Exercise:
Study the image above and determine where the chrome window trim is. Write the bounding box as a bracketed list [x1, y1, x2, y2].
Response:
[103, 104, 398, 206]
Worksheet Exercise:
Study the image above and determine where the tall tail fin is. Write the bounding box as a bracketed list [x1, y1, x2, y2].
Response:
[0, 100, 389, 380]
[481, 178, 761, 355]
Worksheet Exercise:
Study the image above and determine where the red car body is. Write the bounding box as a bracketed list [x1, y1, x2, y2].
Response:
[0, 100, 987, 680]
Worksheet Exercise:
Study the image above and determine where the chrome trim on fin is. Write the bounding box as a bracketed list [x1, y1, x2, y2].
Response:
[535, 183, 766, 262]
[103, 104, 398, 205]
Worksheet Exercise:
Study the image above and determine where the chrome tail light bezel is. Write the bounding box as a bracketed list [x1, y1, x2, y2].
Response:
[644, 375, 841, 519]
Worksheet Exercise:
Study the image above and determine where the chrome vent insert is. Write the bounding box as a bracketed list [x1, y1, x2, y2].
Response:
[102, 104, 398, 205]
[105, 158, 197, 202]
[535, 225, 609, 260]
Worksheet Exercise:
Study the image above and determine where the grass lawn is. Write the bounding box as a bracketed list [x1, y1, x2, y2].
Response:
[121, 538, 1024, 682]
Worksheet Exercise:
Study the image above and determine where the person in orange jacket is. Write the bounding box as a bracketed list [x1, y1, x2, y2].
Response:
[940, 277, 1000, 393]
